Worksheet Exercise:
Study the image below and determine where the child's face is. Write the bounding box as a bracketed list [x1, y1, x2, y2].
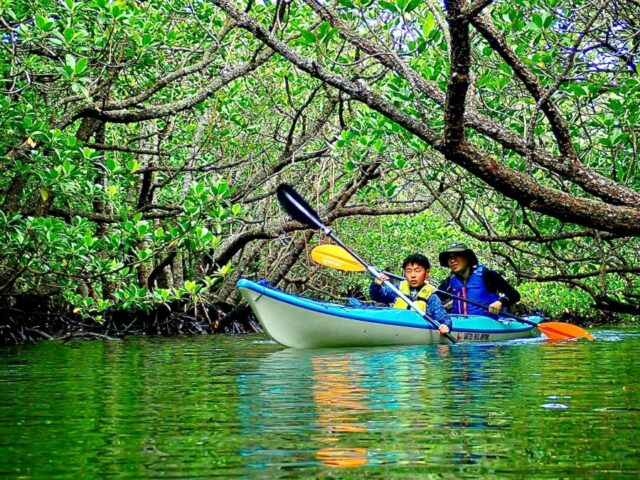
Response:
[403, 263, 428, 287]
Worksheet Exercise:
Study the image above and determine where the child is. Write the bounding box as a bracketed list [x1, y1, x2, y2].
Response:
[370, 253, 451, 335]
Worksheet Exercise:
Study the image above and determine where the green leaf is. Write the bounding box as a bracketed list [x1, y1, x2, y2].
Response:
[81, 147, 96, 159]
[532, 13, 542, 29]
[84, 232, 96, 247]
[35, 15, 55, 32]
[300, 30, 316, 44]
[422, 12, 436, 37]
[35, 14, 47, 30]
[127, 160, 140, 173]
[373, 139, 386, 153]
[405, 0, 421, 13]
[75, 57, 88, 74]
[396, 0, 409, 11]
[62, 160, 74, 175]
[136, 248, 151, 261]
[184, 280, 200, 293]
[380, 1, 398, 13]
[137, 222, 149, 235]
[63, 27, 76, 43]
[65, 54, 76, 71]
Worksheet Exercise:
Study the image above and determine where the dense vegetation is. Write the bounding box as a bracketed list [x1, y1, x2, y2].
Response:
[1, 0, 639, 343]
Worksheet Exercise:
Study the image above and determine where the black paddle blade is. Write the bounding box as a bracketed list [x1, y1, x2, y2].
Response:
[276, 184, 325, 229]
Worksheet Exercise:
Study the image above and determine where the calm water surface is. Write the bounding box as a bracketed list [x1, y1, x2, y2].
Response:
[1, 329, 639, 478]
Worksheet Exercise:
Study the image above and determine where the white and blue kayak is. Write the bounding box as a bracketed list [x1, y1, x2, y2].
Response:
[237, 279, 542, 348]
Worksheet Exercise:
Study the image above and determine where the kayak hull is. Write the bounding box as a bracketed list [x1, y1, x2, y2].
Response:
[237, 279, 540, 348]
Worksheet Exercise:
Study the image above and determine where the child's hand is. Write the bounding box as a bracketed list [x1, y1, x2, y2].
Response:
[374, 273, 390, 285]
[438, 324, 450, 335]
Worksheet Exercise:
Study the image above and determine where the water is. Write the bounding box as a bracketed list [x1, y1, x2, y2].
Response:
[0, 330, 639, 478]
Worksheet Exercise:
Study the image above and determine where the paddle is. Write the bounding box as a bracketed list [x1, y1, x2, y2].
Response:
[276, 184, 457, 343]
[312, 244, 405, 280]
[311, 244, 594, 341]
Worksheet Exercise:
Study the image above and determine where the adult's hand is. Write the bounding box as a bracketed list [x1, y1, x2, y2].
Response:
[488, 300, 503, 315]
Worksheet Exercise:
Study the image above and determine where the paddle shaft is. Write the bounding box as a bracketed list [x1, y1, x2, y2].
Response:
[376, 271, 531, 324]
[376, 272, 538, 325]
[277, 185, 456, 343]
[434, 289, 536, 325]
[328, 236, 457, 343]
[310, 244, 592, 340]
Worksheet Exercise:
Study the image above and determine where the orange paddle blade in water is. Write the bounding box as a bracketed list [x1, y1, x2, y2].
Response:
[538, 322, 594, 341]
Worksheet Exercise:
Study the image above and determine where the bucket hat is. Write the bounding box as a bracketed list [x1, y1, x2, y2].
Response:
[438, 242, 479, 267]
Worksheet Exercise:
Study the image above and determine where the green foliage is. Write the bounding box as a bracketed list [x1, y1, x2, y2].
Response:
[2, 0, 638, 325]
[518, 282, 594, 318]
[0, 0, 247, 317]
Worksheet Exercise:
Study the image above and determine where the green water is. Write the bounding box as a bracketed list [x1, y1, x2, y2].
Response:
[1, 330, 639, 478]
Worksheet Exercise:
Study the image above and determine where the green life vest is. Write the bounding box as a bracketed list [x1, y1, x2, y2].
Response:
[393, 281, 436, 313]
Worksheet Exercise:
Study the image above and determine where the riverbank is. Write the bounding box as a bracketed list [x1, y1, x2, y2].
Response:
[0, 295, 260, 345]
[0, 293, 617, 346]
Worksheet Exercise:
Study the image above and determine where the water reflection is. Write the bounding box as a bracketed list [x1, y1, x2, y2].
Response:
[311, 355, 369, 467]
[2, 332, 639, 478]
[238, 344, 512, 469]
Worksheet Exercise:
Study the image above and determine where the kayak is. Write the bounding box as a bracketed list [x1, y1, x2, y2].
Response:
[237, 278, 542, 348]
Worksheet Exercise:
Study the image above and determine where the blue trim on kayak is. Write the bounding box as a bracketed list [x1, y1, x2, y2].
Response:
[237, 278, 539, 334]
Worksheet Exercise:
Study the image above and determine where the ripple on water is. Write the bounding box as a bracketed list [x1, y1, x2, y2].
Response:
[0, 332, 639, 478]
[540, 403, 569, 410]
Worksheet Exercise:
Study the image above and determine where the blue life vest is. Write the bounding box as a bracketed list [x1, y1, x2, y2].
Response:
[448, 265, 499, 316]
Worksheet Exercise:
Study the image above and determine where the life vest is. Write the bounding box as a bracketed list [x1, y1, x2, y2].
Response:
[393, 281, 435, 313]
[448, 264, 499, 316]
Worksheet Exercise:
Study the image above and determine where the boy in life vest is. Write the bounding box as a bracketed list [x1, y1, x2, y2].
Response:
[369, 253, 452, 335]
[437, 242, 520, 316]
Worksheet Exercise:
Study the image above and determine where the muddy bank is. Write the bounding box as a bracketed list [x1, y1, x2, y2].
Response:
[0, 294, 261, 346]
[0, 293, 618, 346]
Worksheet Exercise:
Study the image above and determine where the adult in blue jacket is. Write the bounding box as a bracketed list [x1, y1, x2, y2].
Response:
[370, 253, 452, 335]
[437, 242, 520, 316]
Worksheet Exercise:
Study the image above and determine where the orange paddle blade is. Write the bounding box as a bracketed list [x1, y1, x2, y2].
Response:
[538, 321, 594, 341]
[311, 244, 364, 272]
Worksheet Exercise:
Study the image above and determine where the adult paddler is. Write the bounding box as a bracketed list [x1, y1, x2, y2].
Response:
[437, 242, 520, 316]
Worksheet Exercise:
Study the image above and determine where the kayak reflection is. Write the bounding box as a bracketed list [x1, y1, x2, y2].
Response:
[238, 344, 499, 469]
